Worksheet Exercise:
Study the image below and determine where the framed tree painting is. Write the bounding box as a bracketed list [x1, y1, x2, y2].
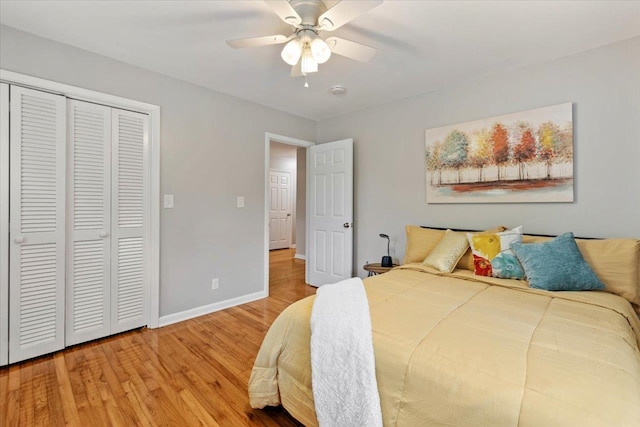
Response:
[425, 103, 573, 203]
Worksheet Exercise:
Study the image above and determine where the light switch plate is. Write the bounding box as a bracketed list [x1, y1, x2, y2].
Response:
[164, 194, 174, 209]
[237, 196, 245, 208]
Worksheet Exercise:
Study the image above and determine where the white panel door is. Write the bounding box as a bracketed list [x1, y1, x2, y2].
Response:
[9, 86, 66, 363]
[66, 100, 112, 346]
[0, 83, 9, 366]
[307, 139, 353, 286]
[269, 170, 292, 250]
[111, 108, 149, 334]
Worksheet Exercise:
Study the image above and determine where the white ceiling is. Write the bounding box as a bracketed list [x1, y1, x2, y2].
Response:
[1, 1, 639, 121]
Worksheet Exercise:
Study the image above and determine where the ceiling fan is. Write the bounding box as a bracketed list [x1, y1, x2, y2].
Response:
[226, 0, 383, 86]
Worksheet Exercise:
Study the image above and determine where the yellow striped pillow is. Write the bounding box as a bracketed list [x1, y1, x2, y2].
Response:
[422, 230, 470, 273]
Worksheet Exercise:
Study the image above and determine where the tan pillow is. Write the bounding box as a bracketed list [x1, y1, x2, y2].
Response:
[521, 234, 640, 308]
[422, 230, 470, 273]
[576, 238, 640, 308]
[403, 226, 446, 264]
[523, 235, 552, 244]
[403, 225, 507, 267]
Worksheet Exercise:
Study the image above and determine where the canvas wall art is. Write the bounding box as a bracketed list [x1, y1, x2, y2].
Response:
[425, 103, 573, 203]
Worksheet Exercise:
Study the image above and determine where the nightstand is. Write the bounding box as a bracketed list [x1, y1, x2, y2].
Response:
[363, 262, 399, 277]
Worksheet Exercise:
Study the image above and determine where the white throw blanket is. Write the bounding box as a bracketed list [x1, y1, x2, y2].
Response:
[310, 277, 383, 427]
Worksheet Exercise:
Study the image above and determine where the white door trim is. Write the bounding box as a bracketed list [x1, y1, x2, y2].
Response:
[0, 69, 162, 329]
[264, 133, 314, 296]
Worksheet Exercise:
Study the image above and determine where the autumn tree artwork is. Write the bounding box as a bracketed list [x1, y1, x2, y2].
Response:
[425, 103, 573, 203]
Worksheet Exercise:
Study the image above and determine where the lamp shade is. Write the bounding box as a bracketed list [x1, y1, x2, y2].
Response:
[281, 38, 302, 66]
[301, 47, 318, 73]
[310, 37, 331, 64]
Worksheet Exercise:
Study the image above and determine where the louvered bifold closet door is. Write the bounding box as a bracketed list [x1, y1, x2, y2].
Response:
[9, 86, 66, 363]
[111, 109, 149, 333]
[0, 83, 9, 366]
[66, 100, 112, 346]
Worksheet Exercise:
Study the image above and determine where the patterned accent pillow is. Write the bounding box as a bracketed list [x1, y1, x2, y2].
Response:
[422, 230, 470, 273]
[467, 226, 525, 279]
[511, 232, 605, 291]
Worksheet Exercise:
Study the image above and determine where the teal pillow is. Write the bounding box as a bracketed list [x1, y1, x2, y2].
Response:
[510, 232, 605, 291]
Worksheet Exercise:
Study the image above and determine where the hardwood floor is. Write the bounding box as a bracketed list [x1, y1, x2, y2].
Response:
[0, 248, 316, 426]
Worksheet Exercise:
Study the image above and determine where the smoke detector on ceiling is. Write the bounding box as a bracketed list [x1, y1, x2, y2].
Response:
[330, 85, 346, 95]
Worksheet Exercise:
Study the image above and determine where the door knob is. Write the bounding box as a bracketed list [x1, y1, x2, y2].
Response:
[343, 223, 351, 229]
[14, 236, 25, 244]
[99, 231, 109, 238]
[287, 213, 291, 216]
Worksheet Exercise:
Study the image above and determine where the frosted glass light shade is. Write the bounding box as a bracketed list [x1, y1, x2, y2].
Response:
[310, 38, 331, 64]
[281, 39, 302, 66]
[301, 47, 318, 73]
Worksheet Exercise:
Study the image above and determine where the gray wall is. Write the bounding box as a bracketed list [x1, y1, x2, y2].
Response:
[0, 25, 316, 316]
[317, 37, 640, 277]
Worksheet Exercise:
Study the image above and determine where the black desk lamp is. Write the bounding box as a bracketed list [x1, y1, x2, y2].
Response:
[379, 233, 392, 267]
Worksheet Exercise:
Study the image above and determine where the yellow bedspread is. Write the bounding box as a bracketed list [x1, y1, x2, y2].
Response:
[249, 265, 640, 426]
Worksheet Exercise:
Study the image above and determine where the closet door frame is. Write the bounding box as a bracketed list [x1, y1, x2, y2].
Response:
[0, 69, 161, 329]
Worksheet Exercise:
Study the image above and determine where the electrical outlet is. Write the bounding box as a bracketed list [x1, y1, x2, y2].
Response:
[211, 278, 219, 290]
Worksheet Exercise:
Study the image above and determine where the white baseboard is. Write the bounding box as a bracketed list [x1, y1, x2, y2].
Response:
[294, 254, 306, 260]
[158, 290, 268, 327]
[290, 244, 296, 249]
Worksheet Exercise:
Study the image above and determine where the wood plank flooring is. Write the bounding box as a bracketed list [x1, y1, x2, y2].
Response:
[0, 248, 316, 426]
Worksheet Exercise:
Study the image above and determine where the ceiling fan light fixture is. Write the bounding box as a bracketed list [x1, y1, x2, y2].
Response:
[301, 47, 318, 74]
[281, 38, 302, 66]
[310, 37, 331, 64]
[228, 0, 380, 80]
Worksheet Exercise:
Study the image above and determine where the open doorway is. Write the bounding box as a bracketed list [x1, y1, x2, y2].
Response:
[269, 143, 297, 252]
[263, 133, 315, 295]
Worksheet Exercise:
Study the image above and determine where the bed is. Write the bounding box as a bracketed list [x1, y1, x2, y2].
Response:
[249, 227, 640, 426]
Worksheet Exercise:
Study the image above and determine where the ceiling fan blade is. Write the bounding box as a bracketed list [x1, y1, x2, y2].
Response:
[318, 0, 382, 31]
[264, 1, 302, 26]
[326, 37, 377, 62]
[226, 34, 291, 49]
[290, 61, 303, 77]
